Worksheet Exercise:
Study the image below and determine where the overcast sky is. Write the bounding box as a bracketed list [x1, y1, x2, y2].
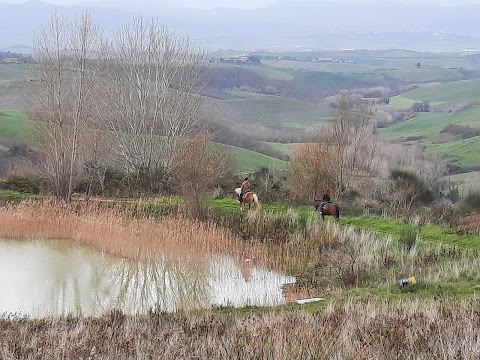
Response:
[3, 0, 480, 9]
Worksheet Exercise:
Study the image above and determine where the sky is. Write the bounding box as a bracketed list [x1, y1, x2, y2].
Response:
[3, 0, 480, 8]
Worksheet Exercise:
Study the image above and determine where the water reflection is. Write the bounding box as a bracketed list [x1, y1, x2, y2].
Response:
[0, 239, 295, 318]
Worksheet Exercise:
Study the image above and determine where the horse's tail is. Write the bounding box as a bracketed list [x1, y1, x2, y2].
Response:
[253, 193, 260, 210]
[335, 204, 340, 220]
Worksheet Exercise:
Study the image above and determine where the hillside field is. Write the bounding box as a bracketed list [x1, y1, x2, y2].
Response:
[388, 79, 480, 111]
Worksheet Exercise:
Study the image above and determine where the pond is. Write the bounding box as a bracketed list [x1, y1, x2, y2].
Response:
[0, 239, 295, 318]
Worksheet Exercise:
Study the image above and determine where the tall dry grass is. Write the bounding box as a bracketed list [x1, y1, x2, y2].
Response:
[0, 200, 241, 265]
[0, 299, 478, 359]
[2, 200, 477, 290]
[327, 223, 480, 286]
[0, 200, 335, 276]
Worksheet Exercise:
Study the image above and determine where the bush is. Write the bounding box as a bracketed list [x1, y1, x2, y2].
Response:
[0, 175, 46, 194]
[398, 224, 419, 250]
[464, 190, 480, 212]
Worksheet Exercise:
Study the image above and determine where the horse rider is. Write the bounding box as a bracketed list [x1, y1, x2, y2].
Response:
[319, 188, 331, 212]
[238, 177, 251, 203]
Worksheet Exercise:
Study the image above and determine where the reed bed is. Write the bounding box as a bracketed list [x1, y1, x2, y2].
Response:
[0, 299, 478, 359]
[0, 200, 250, 265]
[0, 200, 333, 278]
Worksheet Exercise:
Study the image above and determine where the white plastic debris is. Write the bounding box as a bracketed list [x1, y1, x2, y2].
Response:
[295, 297, 325, 304]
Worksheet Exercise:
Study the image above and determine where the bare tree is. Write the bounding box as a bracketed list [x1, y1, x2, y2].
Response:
[173, 131, 234, 218]
[78, 125, 112, 198]
[173, 131, 234, 197]
[329, 93, 373, 194]
[101, 15, 206, 191]
[289, 142, 336, 201]
[32, 11, 106, 200]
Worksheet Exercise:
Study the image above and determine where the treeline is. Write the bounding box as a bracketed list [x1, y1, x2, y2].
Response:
[201, 66, 404, 103]
[0, 51, 33, 62]
[17, 12, 238, 201]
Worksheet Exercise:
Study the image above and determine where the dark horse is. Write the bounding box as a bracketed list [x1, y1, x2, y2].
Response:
[314, 198, 340, 221]
[235, 188, 260, 211]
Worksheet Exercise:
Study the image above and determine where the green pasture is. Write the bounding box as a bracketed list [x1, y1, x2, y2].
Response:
[209, 199, 480, 251]
[381, 66, 465, 82]
[380, 106, 480, 139]
[261, 59, 379, 73]
[427, 137, 480, 167]
[291, 70, 385, 92]
[0, 110, 32, 139]
[0, 107, 289, 174]
[389, 79, 480, 109]
[222, 90, 328, 129]
[446, 171, 480, 195]
[263, 142, 305, 158]
[343, 216, 480, 250]
[0, 64, 32, 110]
[262, 49, 475, 76]
[379, 105, 480, 168]
[209, 62, 294, 80]
[220, 144, 289, 173]
[0, 63, 33, 81]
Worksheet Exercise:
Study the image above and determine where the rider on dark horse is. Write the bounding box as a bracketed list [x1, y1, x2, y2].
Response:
[319, 188, 331, 212]
[238, 177, 251, 203]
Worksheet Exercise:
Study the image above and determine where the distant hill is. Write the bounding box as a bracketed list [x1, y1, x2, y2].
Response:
[2, 1, 480, 51]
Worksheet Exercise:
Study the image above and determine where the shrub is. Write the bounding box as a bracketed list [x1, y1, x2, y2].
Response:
[464, 190, 480, 212]
[0, 175, 46, 194]
[398, 223, 419, 250]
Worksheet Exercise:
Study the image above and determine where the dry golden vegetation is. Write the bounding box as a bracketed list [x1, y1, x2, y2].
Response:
[0, 200, 330, 276]
[2, 200, 480, 359]
[0, 200, 245, 265]
[1, 299, 479, 359]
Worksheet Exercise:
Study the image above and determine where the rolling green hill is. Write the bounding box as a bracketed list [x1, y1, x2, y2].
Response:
[209, 63, 294, 80]
[389, 79, 480, 110]
[427, 138, 480, 167]
[447, 171, 480, 195]
[379, 105, 480, 169]
[0, 110, 32, 139]
[380, 106, 480, 139]
[220, 90, 328, 130]
[221, 144, 289, 173]
[0, 64, 33, 110]
[0, 109, 291, 174]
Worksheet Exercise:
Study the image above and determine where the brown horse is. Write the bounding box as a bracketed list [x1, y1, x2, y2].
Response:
[235, 188, 260, 211]
[314, 198, 340, 221]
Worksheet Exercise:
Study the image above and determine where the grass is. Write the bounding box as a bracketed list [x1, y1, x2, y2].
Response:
[219, 144, 289, 173]
[0, 189, 40, 202]
[378, 105, 480, 169]
[427, 137, 480, 167]
[222, 90, 328, 129]
[0, 63, 34, 81]
[381, 66, 465, 82]
[209, 62, 294, 80]
[446, 171, 480, 195]
[262, 141, 305, 158]
[341, 215, 480, 250]
[1, 299, 479, 359]
[1, 197, 480, 358]
[0, 110, 32, 139]
[389, 79, 480, 109]
[380, 106, 480, 139]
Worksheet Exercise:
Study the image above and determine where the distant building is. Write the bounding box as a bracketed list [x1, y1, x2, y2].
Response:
[218, 54, 261, 64]
[3, 58, 19, 64]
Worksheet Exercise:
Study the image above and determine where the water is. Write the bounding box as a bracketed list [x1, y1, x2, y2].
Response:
[0, 239, 295, 318]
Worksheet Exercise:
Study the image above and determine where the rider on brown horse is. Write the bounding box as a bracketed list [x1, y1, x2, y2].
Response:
[319, 188, 331, 212]
[237, 177, 251, 203]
